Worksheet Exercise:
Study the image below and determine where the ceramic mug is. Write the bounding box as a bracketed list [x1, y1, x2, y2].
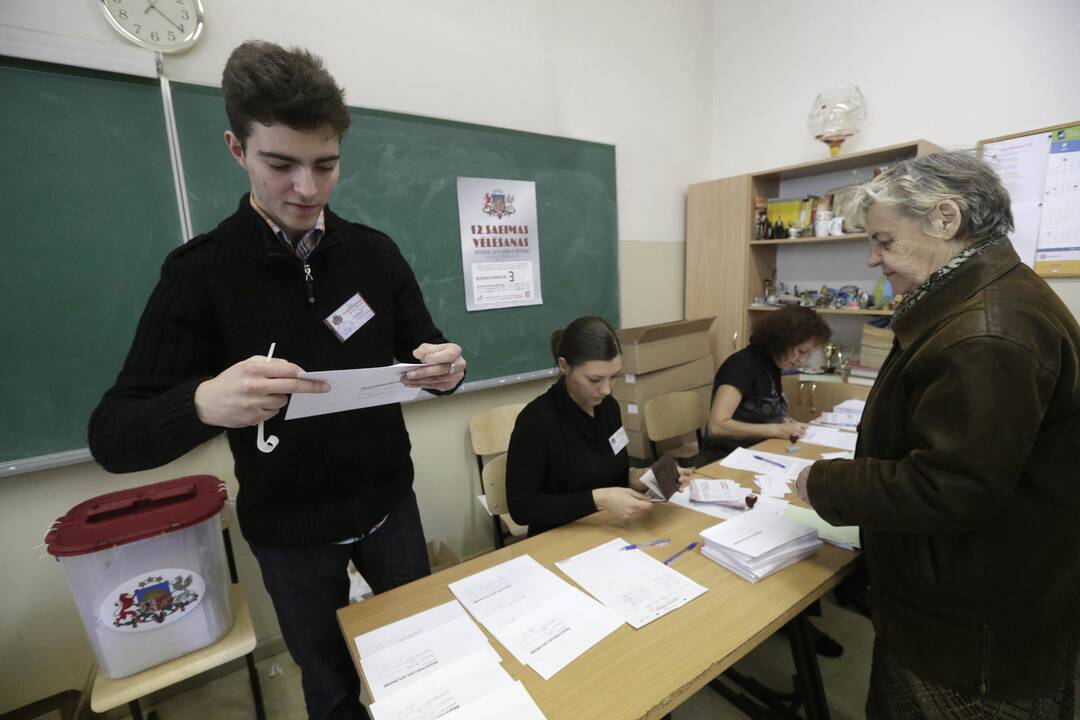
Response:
[814, 210, 833, 238]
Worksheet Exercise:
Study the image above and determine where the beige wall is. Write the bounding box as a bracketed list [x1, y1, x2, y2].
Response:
[0, 0, 710, 711]
[710, 0, 1080, 317]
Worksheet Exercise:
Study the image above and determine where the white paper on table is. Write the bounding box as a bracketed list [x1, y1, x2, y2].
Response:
[820, 451, 854, 460]
[668, 489, 746, 520]
[688, 478, 754, 506]
[721, 447, 812, 480]
[814, 412, 860, 428]
[441, 681, 547, 720]
[496, 587, 623, 679]
[753, 496, 790, 517]
[368, 651, 513, 720]
[753, 474, 791, 498]
[800, 426, 858, 452]
[447, 555, 568, 632]
[555, 538, 707, 629]
[832, 399, 866, 414]
[286, 363, 429, 419]
[700, 543, 815, 583]
[356, 602, 501, 701]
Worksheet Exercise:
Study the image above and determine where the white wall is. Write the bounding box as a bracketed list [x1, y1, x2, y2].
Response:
[711, 0, 1080, 312]
[0, 1, 711, 711]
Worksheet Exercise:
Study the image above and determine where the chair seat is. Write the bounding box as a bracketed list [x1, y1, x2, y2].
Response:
[91, 584, 256, 712]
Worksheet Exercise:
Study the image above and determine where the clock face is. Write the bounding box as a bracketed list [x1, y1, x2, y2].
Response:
[98, 0, 204, 53]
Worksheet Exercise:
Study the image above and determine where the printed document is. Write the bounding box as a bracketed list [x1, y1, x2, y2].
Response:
[286, 363, 427, 419]
[368, 651, 513, 720]
[555, 538, 707, 629]
[355, 601, 500, 701]
[447, 555, 622, 679]
[800, 426, 858, 451]
[720, 447, 813, 480]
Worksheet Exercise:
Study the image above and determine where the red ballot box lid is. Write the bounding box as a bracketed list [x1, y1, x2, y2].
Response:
[46, 475, 227, 557]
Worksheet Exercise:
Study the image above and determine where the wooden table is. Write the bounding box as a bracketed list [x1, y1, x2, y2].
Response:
[338, 438, 858, 719]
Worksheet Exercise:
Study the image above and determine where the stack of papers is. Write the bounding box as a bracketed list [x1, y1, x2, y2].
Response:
[448, 555, 622, 680]
[699, 510, 822, 583]
[555, 538, 707, 628]
[688, 478, 755, 507]
[355, 601, 548, 719]
[668, 488, 746, 520]
[784, 505, 860, 551]
[813, 400, 864, 430]
[800, 426, 857, 452]
[719, 447, 814, 481]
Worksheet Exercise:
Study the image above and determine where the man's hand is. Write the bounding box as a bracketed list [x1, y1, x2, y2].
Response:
[194, 355, 329, 428]
[795, 465, 813, 504]
[593, 486, 654, 521]
[404, 343, 466, 391]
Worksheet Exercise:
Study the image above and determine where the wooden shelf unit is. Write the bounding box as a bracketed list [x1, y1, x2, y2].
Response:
[748, 305, 893, 317]
[749, 232, 869, 246]
[686, 140, 940, 373]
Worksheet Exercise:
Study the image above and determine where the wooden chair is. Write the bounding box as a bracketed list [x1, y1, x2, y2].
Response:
[89, 514, 266, 720]
[468, 404, 528, 547]
[480, 454, 527, 543]
[642, 390, 707, 460]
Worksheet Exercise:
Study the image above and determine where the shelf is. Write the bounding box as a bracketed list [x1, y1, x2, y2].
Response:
[749, 305, 893, 317]
[749, 140, 942, 181]
[749, 232, 868, 246]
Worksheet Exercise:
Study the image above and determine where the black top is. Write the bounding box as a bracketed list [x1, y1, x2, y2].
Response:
[89, 195, 454, 547]
[506, 378, 629, 536]
[699, 346, 787, 463]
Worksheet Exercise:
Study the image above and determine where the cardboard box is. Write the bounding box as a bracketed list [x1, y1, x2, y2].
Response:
[620, 383, 712, 433]
[613, 355, 714, 405]
[617, 318, 714, 375]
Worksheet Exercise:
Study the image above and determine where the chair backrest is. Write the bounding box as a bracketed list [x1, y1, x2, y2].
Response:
[642, 390, 707, 443]
[469, 403, 526, 456]
[481, 453, 510, 515]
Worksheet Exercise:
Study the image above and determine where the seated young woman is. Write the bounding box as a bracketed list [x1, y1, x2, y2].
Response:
[698, 305, 832, 466]
[506, 316, 691, 536]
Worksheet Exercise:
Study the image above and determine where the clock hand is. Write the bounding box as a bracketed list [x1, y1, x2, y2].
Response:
[144, 0, 157, 13]
[148, 4, 183, 31]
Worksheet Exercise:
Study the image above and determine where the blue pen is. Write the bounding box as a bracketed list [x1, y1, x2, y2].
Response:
[753, 454, 786, 469]
[663, 541, 698, 565]
[621, 538, 670, 551]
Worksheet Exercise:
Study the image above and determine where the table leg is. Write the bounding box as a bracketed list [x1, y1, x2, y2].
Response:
[786, 612, 831, 720]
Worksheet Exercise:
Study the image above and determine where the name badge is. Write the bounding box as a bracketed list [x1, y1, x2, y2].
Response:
[609, 426, 629, 455]
[324, 292, 375, 342]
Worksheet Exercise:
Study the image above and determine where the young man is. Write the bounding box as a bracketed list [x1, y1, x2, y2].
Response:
[89, 41, 465, 720]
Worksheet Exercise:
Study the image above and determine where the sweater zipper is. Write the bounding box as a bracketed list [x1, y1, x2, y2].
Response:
[303, 262, 316, 304]
[978, 624, 991, 695]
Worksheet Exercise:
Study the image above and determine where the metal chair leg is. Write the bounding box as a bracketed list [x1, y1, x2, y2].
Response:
[492, 516, 504, 549]
[128, 699, 146, 720]
[245, 651, 267, 720]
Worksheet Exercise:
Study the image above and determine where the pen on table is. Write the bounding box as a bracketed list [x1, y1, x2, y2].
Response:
[753, 454, 786, 469]
[621, 538, 670, 551]
[663, 541, 697, 566]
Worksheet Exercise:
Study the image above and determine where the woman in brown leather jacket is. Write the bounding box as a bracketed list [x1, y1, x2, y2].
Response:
[796, 151, 1080, 718]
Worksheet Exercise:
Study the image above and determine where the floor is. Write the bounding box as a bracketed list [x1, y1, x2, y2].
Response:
[132, 596, 874, 719]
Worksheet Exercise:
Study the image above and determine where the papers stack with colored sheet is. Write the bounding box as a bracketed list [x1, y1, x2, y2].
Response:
[699, 510, 822, 583]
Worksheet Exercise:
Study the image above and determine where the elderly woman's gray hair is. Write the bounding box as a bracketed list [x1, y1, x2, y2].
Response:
[848, 151, 1014, 245]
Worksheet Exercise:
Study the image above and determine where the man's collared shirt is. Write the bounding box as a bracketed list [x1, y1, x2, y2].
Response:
[249, 194, 324, 262]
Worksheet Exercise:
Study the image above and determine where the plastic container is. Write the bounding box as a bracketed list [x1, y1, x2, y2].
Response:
[46, 475, 232, 678]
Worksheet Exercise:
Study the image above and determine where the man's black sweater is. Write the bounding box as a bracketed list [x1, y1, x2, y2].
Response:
[89, 195, 449, 547]
[506, 379, 629, 535]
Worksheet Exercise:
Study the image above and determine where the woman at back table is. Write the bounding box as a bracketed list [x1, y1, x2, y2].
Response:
[698, 306, 832, 466]
[506, 316, 690, 536]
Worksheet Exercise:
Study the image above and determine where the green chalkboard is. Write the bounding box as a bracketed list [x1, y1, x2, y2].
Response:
[171, 82, 619, 382]
[0, 58, 182, 468]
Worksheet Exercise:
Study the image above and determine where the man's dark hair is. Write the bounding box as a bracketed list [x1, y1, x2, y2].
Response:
[749, 306, 832, 359]
[551, 316, 621, 367]
[222, 40, 350, 146]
